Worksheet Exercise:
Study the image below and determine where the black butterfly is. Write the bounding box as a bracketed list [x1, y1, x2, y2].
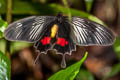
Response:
[4, 12, 115, 55]
[4, 12, 115, 68]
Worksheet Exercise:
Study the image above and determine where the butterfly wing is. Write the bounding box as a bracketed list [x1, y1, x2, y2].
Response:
[53, 21, 76, 54]
[4, 16, 55, 42]
[71, 17, 115, 46]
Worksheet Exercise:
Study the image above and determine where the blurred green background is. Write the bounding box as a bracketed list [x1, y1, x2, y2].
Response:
[0, 0, 120, 80]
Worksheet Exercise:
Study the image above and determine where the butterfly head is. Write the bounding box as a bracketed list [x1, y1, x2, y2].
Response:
[57, 12, 63, 17]
[56, 12, 63, 23]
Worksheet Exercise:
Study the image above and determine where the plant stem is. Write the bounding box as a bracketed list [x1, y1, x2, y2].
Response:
[6, 0, 12, 58]
[6, 0, 12, 24]
[62, 0, 71, 21]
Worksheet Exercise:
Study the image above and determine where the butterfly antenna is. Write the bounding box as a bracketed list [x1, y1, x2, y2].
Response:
[34, 53, 41, 64]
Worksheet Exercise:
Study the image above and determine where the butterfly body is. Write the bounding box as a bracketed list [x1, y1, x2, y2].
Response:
[34, 15, 75, 54]
[4, 13, 115, 55]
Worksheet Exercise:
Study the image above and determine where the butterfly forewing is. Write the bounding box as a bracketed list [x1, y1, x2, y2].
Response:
[71, 17, 115, 46]
[4, 16, 55, 42]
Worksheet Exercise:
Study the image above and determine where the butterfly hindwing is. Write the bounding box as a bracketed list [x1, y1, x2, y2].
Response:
[34, 31, 52, 53]
[34, 20, 60, 53]
[53, 21, 75, 54]
[71, 17, 115, 46]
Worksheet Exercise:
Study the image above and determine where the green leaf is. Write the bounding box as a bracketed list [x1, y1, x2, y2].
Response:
[0, 39, 6, 54]
[0, 51, 11, 80]
[108, 63, 120, 77]
[85, 0, 94, 12]
[103, 63, 120, 80]
[62, 0, 72, 21]
[88, 15, 106, 26]
[113, 37, 120, 60]
[48, 52, 88, 80]
[76, 69, 94, 80]
[0, 0, 6, 13]
[0, 18, 8, 38]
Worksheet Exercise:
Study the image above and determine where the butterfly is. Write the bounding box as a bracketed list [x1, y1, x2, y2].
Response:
[4, 12, 115, 68]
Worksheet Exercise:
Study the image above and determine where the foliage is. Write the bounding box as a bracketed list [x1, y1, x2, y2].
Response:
[0, 51, 11, 80]
[85, 0, 94, 12]
[48, 52, 88, 80]
[0, 18, 8, 38]
[76, 69, 94, 80]
[103, 37, 120, 80]
[0, 0, 105, 26]
[0, 39, 6, 54]
[10, 42, 32, 54]
[103, 63, 120, 80]
[114, 37, 120, 59]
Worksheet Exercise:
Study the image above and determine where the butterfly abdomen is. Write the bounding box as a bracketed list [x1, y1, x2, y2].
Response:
[51, 24, 58, 38]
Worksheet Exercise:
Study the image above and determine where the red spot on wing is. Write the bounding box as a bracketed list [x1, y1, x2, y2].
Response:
[65, 41, 68, 45]
[41, 37, 51, 45]
[57, 38, 68, 47]
[46, 37, 51, 44]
